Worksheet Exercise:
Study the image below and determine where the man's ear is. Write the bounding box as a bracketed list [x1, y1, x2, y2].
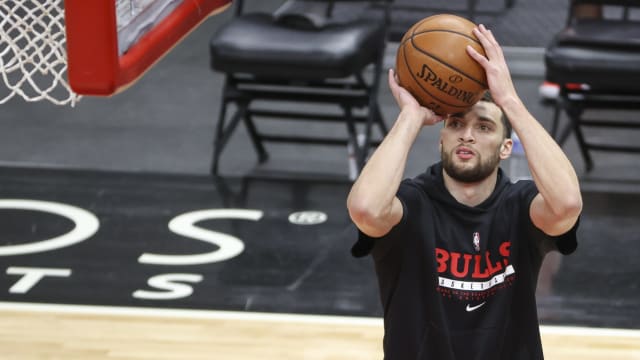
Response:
[500, 138, 513, 160]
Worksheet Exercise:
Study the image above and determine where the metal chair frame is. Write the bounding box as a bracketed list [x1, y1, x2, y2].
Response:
[547, 0, 640, 172]
[210, 0, 391, 177]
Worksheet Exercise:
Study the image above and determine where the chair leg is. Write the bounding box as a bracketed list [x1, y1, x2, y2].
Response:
[241, 106, 269, 163]
[342, 105, 364, 179]
[212, 80, 261, 175]
[557, 121, 573, 148]
[550, 97, 562, 141]
[356, 105, 378, 171]
[211, 96, 231, 176]
[212, 102, 252, 176]
[566, 103, 594, 172]
[467, 0, 477, 21]
[555, 91, 574, 146]
[373, 103, 388, 136]
[343, 106, 359, 150]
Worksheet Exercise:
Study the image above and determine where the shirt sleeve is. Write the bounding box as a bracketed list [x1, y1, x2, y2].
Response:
[350, 229, 378, 258]
[537, 217, 579, 255]
[557, 217, 579, 255]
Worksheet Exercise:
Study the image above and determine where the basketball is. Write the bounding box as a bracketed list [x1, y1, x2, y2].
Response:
[395, 14, 488, 115]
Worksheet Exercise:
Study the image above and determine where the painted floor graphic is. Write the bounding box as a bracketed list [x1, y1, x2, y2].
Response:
[1, 166, 639, 329]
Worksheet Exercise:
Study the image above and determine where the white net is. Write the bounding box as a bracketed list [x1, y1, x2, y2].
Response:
[0, 0, 79, 106]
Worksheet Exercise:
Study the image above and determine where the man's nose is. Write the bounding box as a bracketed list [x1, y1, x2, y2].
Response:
[459, 126, 475, 143]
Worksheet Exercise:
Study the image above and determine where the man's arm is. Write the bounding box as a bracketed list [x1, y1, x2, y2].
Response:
[467, 25, 583, 236]
[346, 69, 442, 238]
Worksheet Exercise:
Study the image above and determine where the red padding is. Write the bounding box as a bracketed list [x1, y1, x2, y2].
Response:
[65, 0, 232, 96]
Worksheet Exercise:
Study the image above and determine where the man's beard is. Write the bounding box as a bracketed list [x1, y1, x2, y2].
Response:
[441, 146, 501, 183]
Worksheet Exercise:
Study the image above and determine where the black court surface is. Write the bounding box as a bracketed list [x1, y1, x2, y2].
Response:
[1, 166, 639, 330]
[0, 167, 378, 316]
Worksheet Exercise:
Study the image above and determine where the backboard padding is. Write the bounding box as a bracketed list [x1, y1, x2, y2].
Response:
[64, 0, 232, 96]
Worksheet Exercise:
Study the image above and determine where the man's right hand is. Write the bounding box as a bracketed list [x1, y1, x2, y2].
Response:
[388, 68, 444, 127]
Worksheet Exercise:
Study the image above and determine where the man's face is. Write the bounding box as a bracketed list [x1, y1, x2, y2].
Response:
[440, 101, 512, 183]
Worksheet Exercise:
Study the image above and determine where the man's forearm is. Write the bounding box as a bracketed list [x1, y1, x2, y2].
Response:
[502, 97, 582, 216]
[347, 108, 423, 235]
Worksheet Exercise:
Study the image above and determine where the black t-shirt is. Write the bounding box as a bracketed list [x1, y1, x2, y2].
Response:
[351, 163, 578, 360]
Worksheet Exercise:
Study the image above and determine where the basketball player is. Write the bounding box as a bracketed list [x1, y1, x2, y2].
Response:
[347, 24, 582, 359]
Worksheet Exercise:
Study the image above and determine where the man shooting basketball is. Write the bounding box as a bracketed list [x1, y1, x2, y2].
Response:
[347, 24, 582, 359]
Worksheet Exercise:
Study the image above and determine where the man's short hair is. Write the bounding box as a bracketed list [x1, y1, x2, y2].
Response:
[481, 91, 512, 139]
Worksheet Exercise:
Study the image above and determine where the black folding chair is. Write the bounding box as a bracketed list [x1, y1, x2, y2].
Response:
[385, 0, 517, 42]
[545, 0, 640, 172]
[209, 0, 391, 178]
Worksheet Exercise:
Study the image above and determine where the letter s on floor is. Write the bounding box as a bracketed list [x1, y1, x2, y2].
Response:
[138, 209, 263, 266]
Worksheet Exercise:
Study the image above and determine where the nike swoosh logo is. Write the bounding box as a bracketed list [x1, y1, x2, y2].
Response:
[466, 302, 486, 312]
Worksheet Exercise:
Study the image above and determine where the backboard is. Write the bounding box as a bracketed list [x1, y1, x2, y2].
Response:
[0, 0, 231, 105]
[65, 0, 232, 96]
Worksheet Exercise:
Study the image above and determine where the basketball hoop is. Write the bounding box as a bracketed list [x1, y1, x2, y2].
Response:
[0, 0, 232, 106]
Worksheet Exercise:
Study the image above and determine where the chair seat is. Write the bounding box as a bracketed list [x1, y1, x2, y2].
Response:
[210, 13, 386, 79]
[545, 20, 640, 92]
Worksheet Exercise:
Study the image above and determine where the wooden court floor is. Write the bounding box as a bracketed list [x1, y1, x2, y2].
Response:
[2, 303, 639, 360]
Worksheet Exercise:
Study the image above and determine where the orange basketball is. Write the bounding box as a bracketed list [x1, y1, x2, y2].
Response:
[395, 14, 488, 115]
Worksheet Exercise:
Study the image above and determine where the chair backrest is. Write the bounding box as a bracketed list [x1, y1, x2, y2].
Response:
[233, 0, 392, 23]
[208, 0, 394, 177]
[561, 0, 640, 48]
[568, 0, 640, 24]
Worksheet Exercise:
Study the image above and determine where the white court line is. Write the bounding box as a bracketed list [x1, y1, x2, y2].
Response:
[540, 324, 640, 338]
[1, 301, 640, 338]
[0, 301, 382, 326]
